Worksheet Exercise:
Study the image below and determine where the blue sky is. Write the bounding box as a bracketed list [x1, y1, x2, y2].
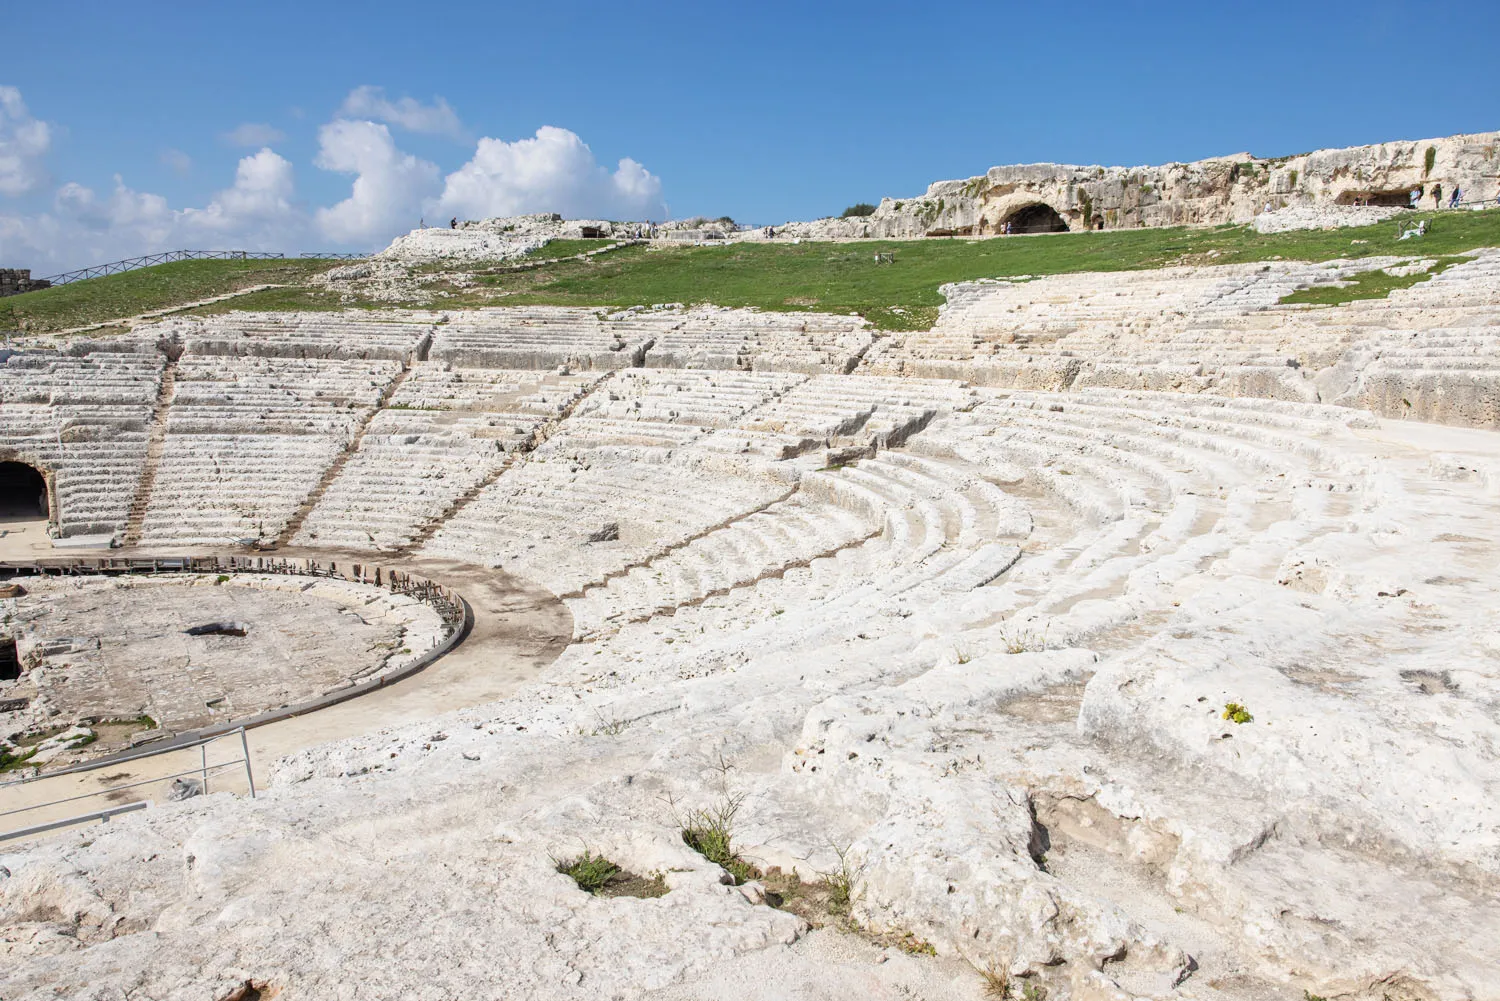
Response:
[3, 0, 1497, 271]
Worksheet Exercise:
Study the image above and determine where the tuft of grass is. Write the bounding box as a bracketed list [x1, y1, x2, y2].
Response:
[215, 574, 231, 585]
[553, 850, 620, 893]
[672, 755, 759, 884]
[552, 849, 668, 898]
[841, 203, 877, 218]
[976, 961, 1011, 999]
[1223, 702, 1254, 724]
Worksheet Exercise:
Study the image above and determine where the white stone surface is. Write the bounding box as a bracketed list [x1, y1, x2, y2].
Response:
[4, 255, 1500, 1001]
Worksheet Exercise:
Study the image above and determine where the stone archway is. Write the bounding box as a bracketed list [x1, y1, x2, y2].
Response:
[1001, 202, 1070, 234]
[0, 461, 49, 521]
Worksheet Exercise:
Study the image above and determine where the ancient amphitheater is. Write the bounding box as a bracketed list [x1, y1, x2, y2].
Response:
[3, 166, 1500, 1000]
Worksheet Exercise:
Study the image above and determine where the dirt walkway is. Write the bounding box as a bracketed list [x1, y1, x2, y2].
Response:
[50, 283, 290, 337]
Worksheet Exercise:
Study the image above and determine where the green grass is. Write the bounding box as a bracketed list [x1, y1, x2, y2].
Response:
[0, 745, 38, 772]
[554, 850, 621, 893]
[0, 258, 345, 334]
[510, 238, 615, 261]
[10, 210, 1500, 335]
[1278, 255, 1468, 306]
[462, 209, 1500, 330]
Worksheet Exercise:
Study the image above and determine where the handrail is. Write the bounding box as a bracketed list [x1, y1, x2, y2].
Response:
[39, 251, 286, 286]
[36, 249, 373, 287]
[0, 802, 147, 843]
[0, 727, 255, 843]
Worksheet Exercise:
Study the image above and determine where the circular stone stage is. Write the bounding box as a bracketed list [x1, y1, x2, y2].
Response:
[0, 559, 467, 765]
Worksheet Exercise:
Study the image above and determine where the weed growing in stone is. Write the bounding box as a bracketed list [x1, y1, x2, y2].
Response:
[671, 755, 759, 884]
[1222, 702, 1254, 724]
[554, 850, 620, 893]
[816, 840, 859, 914]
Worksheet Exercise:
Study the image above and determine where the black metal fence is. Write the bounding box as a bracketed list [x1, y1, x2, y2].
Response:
[38, 249, 372, 287]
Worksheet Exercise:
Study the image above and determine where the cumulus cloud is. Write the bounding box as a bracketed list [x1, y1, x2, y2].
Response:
[340, 86, 464, 139]
[435, 126, 666, 221]
[0, 86, 52, 197]
[224, 122, 287, 147]
[314, 119, 440, 244]
[2, 149, 307, 272]
[180, 148, 301, 242]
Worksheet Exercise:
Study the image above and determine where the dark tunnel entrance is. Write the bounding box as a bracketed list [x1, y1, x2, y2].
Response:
[0, 462, 48, 520]
[1002, 203, 1070, 234]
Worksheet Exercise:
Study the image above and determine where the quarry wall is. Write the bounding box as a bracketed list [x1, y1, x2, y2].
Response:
[779, 130, 1500, 237]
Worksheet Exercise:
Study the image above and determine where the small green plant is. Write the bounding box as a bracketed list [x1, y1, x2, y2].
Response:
[840, 203, 877, 218]
[1424, 146, 1437, 177]
[1223, 702, 1254, 724]
[1288, 169, 1299, 189]
[553, 850, 621, 894]
[0, 745, 38, 771]
[215, 574, 230, 585]
[896, 931, 937, 956]
[1023, 982, 1048, 1001]
[816, 840, 860, 916]
[954, 645, 973, 665]
[1304, 992, 1328, 1001]
[672, 755, 759, 884]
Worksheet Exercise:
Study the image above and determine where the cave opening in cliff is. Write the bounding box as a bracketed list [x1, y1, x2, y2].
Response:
[1002, 203, 1070, 234]
[1336, 189, 1419, 208]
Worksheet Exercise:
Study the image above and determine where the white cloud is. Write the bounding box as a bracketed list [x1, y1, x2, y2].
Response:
[340, 86, 464, 139]
[160, 148, 193, 174]
[223, 122, 287, 147]
[314, 119, 439, 244]
[180, 148, 301, 242]
[2, 150, 307, 273]
[0, 86, 52, 197]
[435, 126, 666, 221]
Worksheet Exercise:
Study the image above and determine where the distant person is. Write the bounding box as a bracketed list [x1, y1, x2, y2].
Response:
[1449, 187, 1462, 208]
[1410, 188, 1421, 208]
[450, 217, 457, 229]
[1432, 183, 1443, 208]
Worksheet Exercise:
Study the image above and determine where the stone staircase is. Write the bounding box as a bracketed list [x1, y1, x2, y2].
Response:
[120, 355, 178, 547]
[272, 364, 414, 549]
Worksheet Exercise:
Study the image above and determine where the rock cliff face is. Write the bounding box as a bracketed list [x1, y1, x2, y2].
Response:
[784, 131, 1500, 238]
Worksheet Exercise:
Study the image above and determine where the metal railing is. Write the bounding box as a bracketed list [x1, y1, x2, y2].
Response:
[39, 250, 287, 287]
[0, 728, 255, 842]
[36, 249, 374, 287]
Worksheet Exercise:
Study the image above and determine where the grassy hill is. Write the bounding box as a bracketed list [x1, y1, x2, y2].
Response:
[7, 210, 1499, 334]
[0, 258, 343, 335]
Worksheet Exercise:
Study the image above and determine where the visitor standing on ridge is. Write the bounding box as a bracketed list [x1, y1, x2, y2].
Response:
[1450, 187, 1462, 208]
[1410, 188, 1422, 208]
[450, 217, 457, 229]
[1433, 183, 1443, 208]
